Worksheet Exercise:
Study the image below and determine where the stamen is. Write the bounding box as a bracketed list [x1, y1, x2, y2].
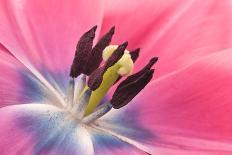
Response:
[85, 65, 119, 116]
[70, 25, 97, 78]
[73, 89, 92, 118]
[104, 42, 129, 70]
[83, 63, 155, 121]
[130, 48, 140, 62]
[85, 42, 135, 116]
[67, 25, 158, 119]
[73, 74, 86, 106]
[86, 67, 105, 91]
[87, 41, 128, 91]
[67, 78, 75, 108]
[85, 26, 115, 75]
[110, 57, 158, 109]
[119, 57, 158, 87]
[83, 102, 113, 123]
[111, 69, 154, 109]
[82, 58, 156, 121]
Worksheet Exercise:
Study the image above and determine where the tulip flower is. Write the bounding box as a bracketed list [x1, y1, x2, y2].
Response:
[0, 0, 232, 154]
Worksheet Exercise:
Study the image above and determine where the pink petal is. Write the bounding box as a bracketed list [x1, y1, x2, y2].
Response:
[98, 48, 232, 153]
[0, 45, 41, 107]
[101, 0, 232, 78]
[0, 44, 67, 107]
[0, 0, 103, 85]
[91, 124, 232, 155]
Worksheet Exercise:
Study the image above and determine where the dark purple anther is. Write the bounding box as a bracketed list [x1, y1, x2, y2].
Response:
[85, 26, 115, 75]
[70, 25, 97, 77]
[130, 48, 140, 63]
[111, 57, 158, 109]
[87, 67, 105, 91]
[119, 57, 158, 87]
[111, 69, 154, 109]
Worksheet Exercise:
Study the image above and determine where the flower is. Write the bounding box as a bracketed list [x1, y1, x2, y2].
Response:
[1, 0, 232, 154]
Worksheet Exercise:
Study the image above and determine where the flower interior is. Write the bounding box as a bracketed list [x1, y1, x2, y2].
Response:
[61, 25, 157, 124]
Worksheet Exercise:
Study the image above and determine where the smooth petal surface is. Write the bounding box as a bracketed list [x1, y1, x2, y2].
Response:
[97, 49, 232, 154]
[101, 0, 232, 78]
[91, 126, 232, 155]
[0, 0, 103, 92]
[0, 45, 47, 107]
[0, 104, 94, 155]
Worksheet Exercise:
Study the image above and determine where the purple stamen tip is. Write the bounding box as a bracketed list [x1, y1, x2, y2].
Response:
[85, 26, 116, 75]
[111, 68, 154, 109]
[130, 48, 140, 62]
[70, 26, 97, 77]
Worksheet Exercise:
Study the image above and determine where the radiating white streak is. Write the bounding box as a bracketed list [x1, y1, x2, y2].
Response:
[8, 55, 67, 107]
[73, 74, 86, 106]
[66, 78, 75, 109]
[76, 124, 94, 155]
[73, 89, 92, 119]
[91, 124, 153, 154]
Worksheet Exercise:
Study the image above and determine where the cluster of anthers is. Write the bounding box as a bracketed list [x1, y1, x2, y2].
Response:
[66, 25, 158, 123]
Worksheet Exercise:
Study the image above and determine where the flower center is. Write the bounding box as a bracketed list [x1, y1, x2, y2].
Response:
[67, 26, 157, 124]
[66, 44, 133, 121]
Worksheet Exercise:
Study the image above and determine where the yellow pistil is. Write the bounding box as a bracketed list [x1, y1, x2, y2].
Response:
[84, 45, 134, 115]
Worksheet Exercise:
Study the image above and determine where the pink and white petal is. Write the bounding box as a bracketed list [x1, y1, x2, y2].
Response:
[90, 124, 232, 155]
[101, 0, 232, 78]
[0, 0, 103, 91]
[97, 48, 232, 153]
[90, 127, 148, 155]
[0, 45, 47, 107]
[0, 104, 94, 155]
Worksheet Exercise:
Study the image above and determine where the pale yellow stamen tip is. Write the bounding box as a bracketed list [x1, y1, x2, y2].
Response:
[103, 45, 134, 76]
[84, 45, 134, 116]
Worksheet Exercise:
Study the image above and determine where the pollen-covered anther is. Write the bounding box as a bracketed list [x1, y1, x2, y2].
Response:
[85, 26, 115, 75]
[111, 57, 158, 109]
[70, 25, 97, 78]
[70, 26, 115, 78]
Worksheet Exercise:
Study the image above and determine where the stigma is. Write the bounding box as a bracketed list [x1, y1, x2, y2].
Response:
[103, 45, 134, 76]
[66, 26, 158, 123]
